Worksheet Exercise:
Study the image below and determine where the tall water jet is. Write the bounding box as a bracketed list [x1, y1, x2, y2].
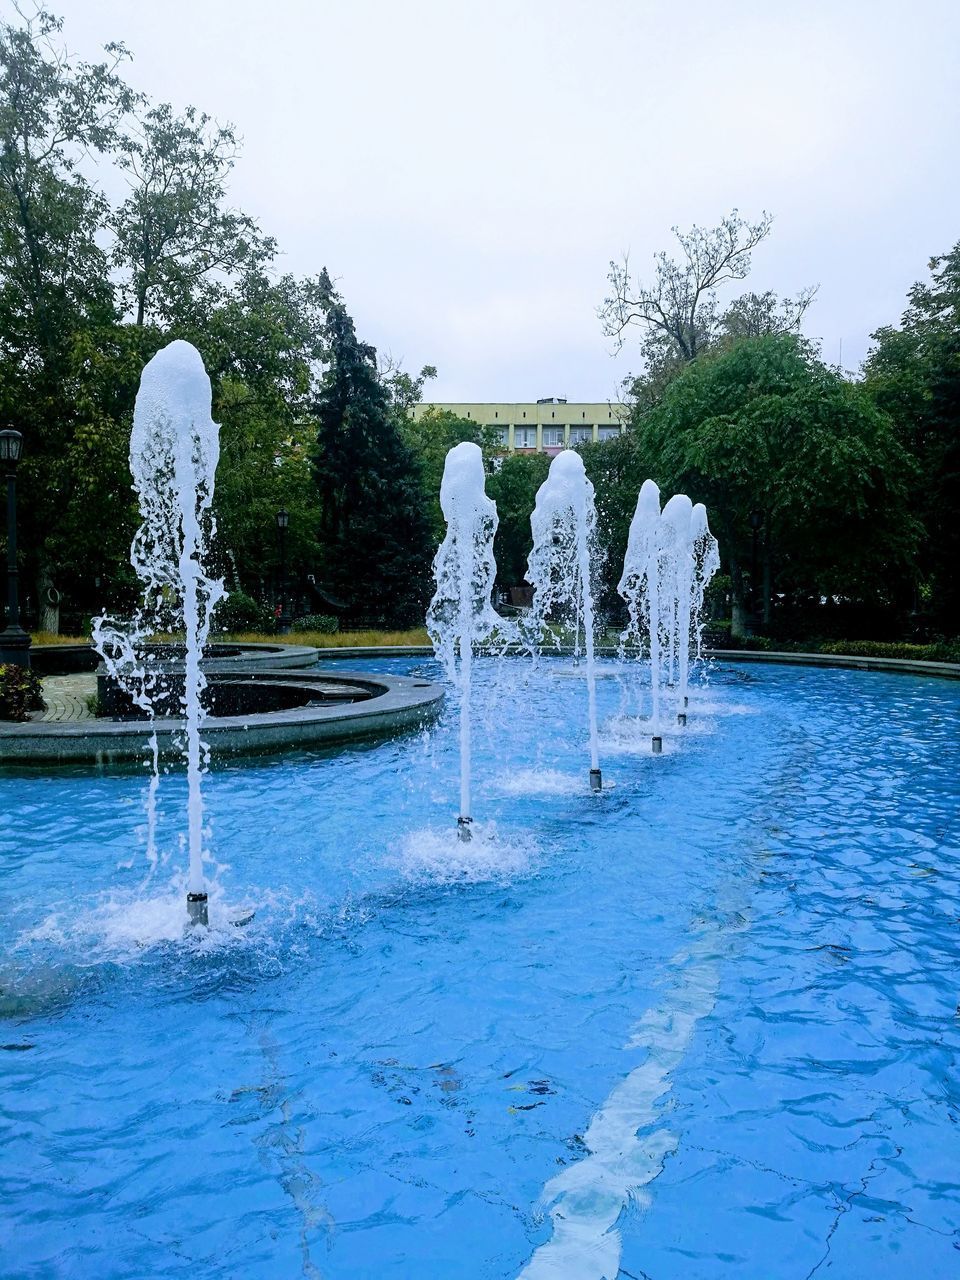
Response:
[661, 494, 694, 723]
[690, 503, 721, 665]
[618, 479, 663, 749]
[93, 341, 225, 927]
[526, 450, 603, 790]
[426, 442, 501, 841]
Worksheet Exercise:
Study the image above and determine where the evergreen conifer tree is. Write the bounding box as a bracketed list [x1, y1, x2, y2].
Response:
[312, 286, 433, 626]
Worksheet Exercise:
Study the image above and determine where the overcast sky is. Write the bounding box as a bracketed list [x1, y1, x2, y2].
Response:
[49, 0, 960, 402]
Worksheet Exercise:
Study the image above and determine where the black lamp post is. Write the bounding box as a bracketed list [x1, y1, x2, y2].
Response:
[748, 508, 765, 631]
[0, 429, 30, 668]
[275, 507, 290, 634]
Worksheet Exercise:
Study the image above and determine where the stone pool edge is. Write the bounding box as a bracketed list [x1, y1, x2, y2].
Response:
[315, 644, 960, 681]
[0, 669, 444, 766]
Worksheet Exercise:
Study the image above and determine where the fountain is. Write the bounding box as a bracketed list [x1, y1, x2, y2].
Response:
[619, 478, 664, 751]
[10, 401, 957, 1280]
[426, 442, 502, 841]
[93, 340, 225, 928]
[619, 484, 720, 746]
[525, 449, 603, 790]
[691, 502, 721, 665]
[661, 493, 694, 724]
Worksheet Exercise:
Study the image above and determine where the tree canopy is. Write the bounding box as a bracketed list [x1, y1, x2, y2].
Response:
[863, 243, 960, 632]
[311, 291, 434, 626]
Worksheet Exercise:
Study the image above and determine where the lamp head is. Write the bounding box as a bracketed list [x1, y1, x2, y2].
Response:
[0, 429, 23, 467]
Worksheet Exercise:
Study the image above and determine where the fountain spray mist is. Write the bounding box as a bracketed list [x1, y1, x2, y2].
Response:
[426, 442, 501, 841]
[618, 479, 663, 750]
[661, 494, 694, 723]
[94, 341, 224, 927]
[691, 503, 721, 665]
[526, 450, 603, 790]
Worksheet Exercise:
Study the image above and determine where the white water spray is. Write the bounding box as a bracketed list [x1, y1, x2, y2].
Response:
[661, 494, 694, 721]
[690, 503, 721, 664]
[526, 450, 603, 790]
[618, 479, 663, 741]
[93, 340, 225, 926]
[426, 442, 501, 840]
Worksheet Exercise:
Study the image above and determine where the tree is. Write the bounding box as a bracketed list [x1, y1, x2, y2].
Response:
[863, 242, 960, 633]
[0, 7, 137, 624]
[0, 8, 338, 631]
[400, 406, 501, 543]
[311, 288, 433, 626]
[112, 102, 274, 327]
[631, 334, 917, 634]
[601, 210, 816, 407]
[486, 452, 550, 588]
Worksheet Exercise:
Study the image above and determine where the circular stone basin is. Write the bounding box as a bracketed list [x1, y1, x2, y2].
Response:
[0, 666, 443, 765]
[2, 656, 958, 1278]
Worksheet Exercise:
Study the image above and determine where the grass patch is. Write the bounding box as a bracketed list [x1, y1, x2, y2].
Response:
[224, 628, 431, 649]
[31, 632, 90, 645]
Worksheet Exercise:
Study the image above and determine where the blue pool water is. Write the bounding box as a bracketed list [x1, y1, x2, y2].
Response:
[1, 658, 959, 1279]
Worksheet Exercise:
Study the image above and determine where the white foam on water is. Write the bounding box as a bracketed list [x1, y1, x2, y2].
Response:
[599, 715, 683, 756]
[19, 882, 259, 959]
[396, 822, 540, 885]
[492, 768, 592, 796]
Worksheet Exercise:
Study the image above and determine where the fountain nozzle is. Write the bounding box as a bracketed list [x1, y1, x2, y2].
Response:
[652, 736, 663, 755]
[589, 768, 602, 792]
[457, 816, 473, 843]
[186, 891, 209, 928]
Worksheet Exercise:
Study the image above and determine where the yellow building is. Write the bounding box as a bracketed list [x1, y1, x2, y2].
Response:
[410, 397, 627, 455]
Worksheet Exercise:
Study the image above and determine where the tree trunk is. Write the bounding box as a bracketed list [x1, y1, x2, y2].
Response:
[762, 539, 772, 626]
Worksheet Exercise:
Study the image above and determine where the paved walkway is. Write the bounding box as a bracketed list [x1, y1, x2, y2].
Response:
[38, 673, 97, 722]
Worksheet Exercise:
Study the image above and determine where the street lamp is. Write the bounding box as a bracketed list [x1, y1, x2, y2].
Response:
[275, 507, 290, 634]
[0, 429, 30, 668]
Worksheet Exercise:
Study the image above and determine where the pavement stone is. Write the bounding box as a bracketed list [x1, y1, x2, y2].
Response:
[39, 673, 97, 723]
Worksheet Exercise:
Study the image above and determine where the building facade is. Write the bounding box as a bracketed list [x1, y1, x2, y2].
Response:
[410, 397, 627, 455]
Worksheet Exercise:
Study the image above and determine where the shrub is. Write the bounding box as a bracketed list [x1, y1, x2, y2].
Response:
[211, 591, 273, 634]
[290, 613, 339, 635]
[0, 664, 44, 721]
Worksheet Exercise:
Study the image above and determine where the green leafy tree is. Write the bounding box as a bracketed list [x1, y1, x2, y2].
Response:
[602, 211, 816, 410]
[631, 334, 917, 633]
[112, 102, 275, 327]
[863, 243, 960, 633]
[401, 406, 501, 542]
[487, 452, 550, 587]
[311, 287, 433, 626]
[0, 7, 136, 622]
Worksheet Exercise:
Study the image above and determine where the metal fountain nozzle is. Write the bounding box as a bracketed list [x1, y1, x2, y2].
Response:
[186, 891, 209, 928]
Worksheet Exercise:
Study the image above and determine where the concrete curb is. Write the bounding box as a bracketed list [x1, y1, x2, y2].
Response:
[0, 669, 443, 766]
[316, 644, 960, 681]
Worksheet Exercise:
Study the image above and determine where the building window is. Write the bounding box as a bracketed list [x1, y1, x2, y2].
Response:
[570, 426, 592, 444]
[514, 427, 536, 448]
[598, 426, 621, 441]
[542, 428, 563, 447]
[497, 427, 509, 445]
